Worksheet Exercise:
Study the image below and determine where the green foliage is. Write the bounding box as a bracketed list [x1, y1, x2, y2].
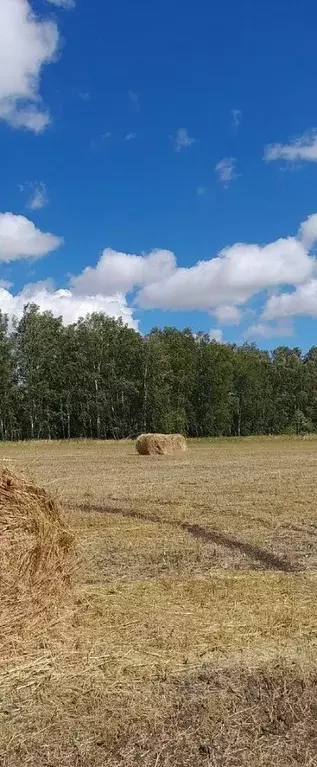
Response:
[0, 307, 316, 439]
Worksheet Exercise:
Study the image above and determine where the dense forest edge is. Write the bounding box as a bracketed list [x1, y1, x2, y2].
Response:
[0, 304, 316, 440]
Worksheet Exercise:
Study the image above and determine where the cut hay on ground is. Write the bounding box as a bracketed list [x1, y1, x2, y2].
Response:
[0, 467, 74, 653]
[136, 433, 187, 456]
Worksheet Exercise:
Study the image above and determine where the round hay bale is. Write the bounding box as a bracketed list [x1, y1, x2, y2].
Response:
[136, 433, 187, 456]
[0, 467, 74, 650]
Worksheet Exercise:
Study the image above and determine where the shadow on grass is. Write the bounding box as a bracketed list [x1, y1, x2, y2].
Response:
[76, 504, 300, 573]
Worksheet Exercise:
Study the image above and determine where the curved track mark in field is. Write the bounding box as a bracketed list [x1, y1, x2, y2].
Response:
[183, 524, 298, 573]
[76, 504, 300, 573]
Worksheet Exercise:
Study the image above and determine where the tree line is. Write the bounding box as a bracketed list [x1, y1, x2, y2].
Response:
[0, 304, 316, 440]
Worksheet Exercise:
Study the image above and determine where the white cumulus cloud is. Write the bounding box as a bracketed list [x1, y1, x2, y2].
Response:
[263, 281, 317, 321]
[259, 213, 317, 322]
[70, 215, 317, 325]
[138, 237, 313, 311]
[264, 130, 317, 163]
[299, 213, 317, 248]
[5, 213, 316, 334]
[72, 248, 176, 296]
[0, 212, 62, 262]
[212, 305, 242, 324]
[0, 0, 59, 132]
[0, 282, 137, 329]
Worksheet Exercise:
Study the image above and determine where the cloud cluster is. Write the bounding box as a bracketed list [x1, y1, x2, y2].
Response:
[264, 282, 317, 321]
[0, 211, 136, 327]
[260, 214, 317, 324]
[68, 213, 317, 332]
[3, 208, 317, 336]
[72, 248, 176, 296]
[0, 281, 136, 328]
[0, 0, 59, 132]
[137, 239, 312, 312]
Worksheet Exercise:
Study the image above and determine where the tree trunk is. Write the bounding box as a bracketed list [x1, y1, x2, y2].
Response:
[143, 358, 148, 432]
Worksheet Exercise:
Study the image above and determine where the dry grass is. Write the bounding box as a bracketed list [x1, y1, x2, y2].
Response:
[0, 467, 74, 656]
[1, 437, 317, 765]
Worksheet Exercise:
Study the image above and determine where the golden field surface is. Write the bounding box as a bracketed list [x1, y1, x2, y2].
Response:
[2, 437, 317, 766]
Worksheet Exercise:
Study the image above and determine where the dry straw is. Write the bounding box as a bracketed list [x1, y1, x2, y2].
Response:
[136, 433, 187, 456]
[0, 467, 74, 654]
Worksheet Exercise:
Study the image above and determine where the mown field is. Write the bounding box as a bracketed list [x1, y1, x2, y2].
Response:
[2, 437, 317, 766]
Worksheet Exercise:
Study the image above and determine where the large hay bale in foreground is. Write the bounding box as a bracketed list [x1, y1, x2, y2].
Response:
[0, 467, 74, 650]
[136, 433, 187, 456]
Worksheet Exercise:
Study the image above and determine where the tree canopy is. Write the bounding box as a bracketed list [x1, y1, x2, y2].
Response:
[0, 305, 316, 440]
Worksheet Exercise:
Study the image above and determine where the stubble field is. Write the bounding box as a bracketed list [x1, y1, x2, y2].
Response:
[2, 437, 317, 766]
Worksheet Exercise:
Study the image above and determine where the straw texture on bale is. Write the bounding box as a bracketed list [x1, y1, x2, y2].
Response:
[136, 433, 187, 456]
[0, 467, 74, 651]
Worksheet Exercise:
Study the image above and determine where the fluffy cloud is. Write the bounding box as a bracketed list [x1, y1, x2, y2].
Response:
[0, 0, 59, 131]
[259, 214, 317, 322]
[212, 305, 242, 324]
[215, 157, 237, 187]
[264, 130, 317, 163]
[263, 281, 317, 320]
[173, 128, 196, 152]
[0, 282, 137, 328]
[72, 248, 176, 296]
[138, 238, 313, 310]
[70, 215, 317, 325]
[0, 212, 62, 261]
[299, 213, 317, 248]
[5, 212, 316, 334]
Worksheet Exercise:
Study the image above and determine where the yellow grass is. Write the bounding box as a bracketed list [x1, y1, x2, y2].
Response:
[2, 437, 317, 765]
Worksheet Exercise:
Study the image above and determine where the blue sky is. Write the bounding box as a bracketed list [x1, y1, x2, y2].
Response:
[1, 0, 317, 347]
